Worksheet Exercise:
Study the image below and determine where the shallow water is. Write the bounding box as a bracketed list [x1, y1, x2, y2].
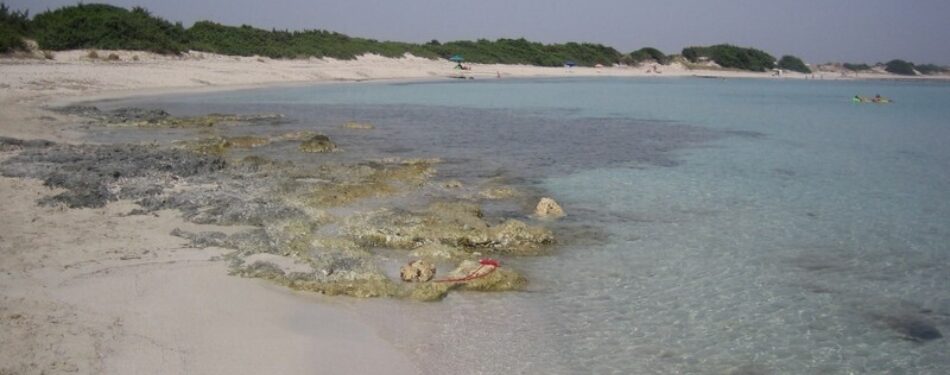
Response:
[99, 77, 950, 374]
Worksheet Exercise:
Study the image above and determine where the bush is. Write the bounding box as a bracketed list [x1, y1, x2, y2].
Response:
[625, 47, 669, 65]
[843, 63, 871, 71]
[42, 50, 54, 59]
[0, 3, 29, 53]
[776, 55, 811, 73]
[86, 50, 98, 59]
[884, 59, 916, 75]
[31, 4, 186, 54]
[0, 3, 30, 35]
[107, 52, 120, 61]
[424, 38, 621, 67]
[0, 22, 25, 52]
[915, 64, 947, 75]
[682, 44, 775, 71]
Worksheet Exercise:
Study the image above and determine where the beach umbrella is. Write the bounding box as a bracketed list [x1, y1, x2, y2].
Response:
[449, 54, 464, 62]
[564, 60, 576, 67]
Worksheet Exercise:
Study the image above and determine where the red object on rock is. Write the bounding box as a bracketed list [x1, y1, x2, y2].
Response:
[479, 258, 501, 267]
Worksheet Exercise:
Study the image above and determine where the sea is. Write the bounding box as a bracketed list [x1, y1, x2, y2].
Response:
[98, 77, 950, 374]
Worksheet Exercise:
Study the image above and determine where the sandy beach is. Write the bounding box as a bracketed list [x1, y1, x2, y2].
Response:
[1, 51, 946, 374]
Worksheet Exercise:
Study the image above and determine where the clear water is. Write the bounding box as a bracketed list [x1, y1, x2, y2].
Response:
[100, 77, 950, 374]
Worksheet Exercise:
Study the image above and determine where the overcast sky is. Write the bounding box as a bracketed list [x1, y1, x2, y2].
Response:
[9, 0, 950, 64]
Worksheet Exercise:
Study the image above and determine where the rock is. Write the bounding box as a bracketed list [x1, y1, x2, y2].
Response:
[409, 243, 470, 260]
[441, 180, 464, 189]
[877, 314, 943, 342]
[0, 141, 226, 208]
[399, 259, 436, 282]
[177, 136, 231, 156]
[299, 134, 337, 153]
[274, 130, 319, 141]
[479, 186, 518, 200]
[344, 203, 554, 254]
[225, 135, 270, 148]
[53, 105, 285, 128]
[342, 121, 375, 130]
[535, 197, 565, 218]
[488, 219, 555, 254]
[452, 260, 527, 292]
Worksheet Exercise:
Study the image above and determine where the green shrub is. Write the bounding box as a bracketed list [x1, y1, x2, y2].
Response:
[625, 47, 669, 65]
[843, 63, 871, 71]
[884, 59, 916, 75]
[0, 3, 30, 35]
[107, 52, 120, 61]
[86, 50, 98, 59]
[0, 22, 25, 52]
[31, 4, 186, 54]
[915, 64, 947, 75]
[776, 55, 811, 73]
[425, 38, 621, 67]
[0, 3, 29, 53]
[681, 44, 775, 71]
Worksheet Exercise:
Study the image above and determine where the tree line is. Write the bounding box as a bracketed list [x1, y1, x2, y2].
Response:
[1, 3, 946, 75]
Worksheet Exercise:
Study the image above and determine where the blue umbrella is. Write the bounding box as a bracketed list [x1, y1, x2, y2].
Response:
[564, 60, 576, 67]
[449, 54, 464, 62]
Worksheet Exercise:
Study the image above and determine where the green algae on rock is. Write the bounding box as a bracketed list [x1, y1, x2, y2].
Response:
[344, 201, 554, 255]
[405, 260, 528, 301]
[54, 105, 285, 128]
[298, 134, 337, 153]
[342, 121, 375, 130]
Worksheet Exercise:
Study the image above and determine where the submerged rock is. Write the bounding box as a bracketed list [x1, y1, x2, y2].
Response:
[400, 259, 436, 282]
[293, 159, 435, 207]
[406, 260, 527, 301]
[53, 105, 285, 128]
[342, 121, 375, 130]
[225, 135, 270, 148]
[299, 134, 337, 153]
[535, 197, 566, 218]
[876, 314, 943, 342]
[273, 130, 319, 141]
[409, 243, 471, 260]
[479, 186, 519, 200]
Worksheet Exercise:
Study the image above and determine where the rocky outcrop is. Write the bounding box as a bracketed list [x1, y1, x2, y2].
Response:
[298, 134, 337, 153]
[342, 121, 375, 130]
[535, 197, 565, 218]
[344, 202, 554, 255]
[53, 105, 285, 128]
[400, 260, 436, 282]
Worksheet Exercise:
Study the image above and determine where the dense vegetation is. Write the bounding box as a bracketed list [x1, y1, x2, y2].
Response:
[776, 55, 811, 73]
[843, 63, 871, 71]
[884, 59, 916, 75]
[915, 64, 948, 75]
[425, 38, 621, 66]
[0, 3, 29, 52]
[30, 4, 186, 54]
[682, 44, 776, 72]
[187, 21, 437, 59]
[4, 2, 946, 75]
[623, 47, 669, 65]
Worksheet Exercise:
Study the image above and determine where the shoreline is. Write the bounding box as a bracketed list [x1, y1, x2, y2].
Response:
[2, 51, 948, 374]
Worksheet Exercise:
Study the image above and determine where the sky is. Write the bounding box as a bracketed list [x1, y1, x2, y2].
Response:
[8, 0, 950, 64]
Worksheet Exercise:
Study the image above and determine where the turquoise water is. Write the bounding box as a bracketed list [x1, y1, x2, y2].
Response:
[105, 77, 950, 374]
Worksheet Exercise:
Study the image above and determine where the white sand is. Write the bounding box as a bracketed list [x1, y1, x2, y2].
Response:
[0, 50, 945, 374]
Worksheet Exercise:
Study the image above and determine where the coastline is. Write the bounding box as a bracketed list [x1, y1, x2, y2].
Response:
[2, 51, 948, 374]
